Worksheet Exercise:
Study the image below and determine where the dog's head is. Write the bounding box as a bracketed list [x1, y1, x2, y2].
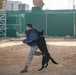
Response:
[37, 30, 44, 37]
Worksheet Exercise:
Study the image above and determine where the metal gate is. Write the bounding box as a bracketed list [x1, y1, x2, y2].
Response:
[0, 10, 6, 38]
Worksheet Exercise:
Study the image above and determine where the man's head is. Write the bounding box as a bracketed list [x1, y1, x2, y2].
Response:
[26, 24, 33, 31]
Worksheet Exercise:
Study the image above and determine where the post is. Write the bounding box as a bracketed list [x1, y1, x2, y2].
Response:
[74, 9, 75, 36]
[73, 0, 76, 36]
[20, 4, 22, 33]
[46, 8, 48, 36]
[5, 10, 6, 38]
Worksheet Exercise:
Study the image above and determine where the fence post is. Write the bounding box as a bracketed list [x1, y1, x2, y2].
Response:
[46, 8, 48, 36]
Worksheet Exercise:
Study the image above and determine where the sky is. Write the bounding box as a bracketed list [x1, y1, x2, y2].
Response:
[10, 0, 76, 10]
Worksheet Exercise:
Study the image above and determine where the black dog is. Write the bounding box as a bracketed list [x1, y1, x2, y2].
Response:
[37, 30, 58, 71]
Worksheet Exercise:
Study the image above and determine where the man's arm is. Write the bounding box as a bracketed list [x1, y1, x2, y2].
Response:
[23, 32, 38, 43]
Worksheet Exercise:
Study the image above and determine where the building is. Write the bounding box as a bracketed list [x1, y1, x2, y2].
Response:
[19, 4, 29, 10]
[5, 1, 29, 11]
[5, 1, 22, 10]
[3, 1, 22, 10]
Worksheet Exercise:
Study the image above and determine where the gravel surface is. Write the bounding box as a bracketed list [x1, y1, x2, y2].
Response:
[0, 38, 76, 75]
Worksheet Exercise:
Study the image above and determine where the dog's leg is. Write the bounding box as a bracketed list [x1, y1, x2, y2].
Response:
[39, 57, 45, 71]
[50, 56, 58, 64]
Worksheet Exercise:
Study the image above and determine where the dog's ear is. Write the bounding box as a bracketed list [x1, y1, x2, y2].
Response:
[42, 30, 44, 33]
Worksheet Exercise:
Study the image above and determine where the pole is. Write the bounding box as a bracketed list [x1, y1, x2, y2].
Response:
[3, 0, 6, 38]
[46, 8, 48, 36]
[5, 10, 6, 38]
[74, 9, 75, 37]
[20, 4, 22, 33]
[73, 0, 75, 36]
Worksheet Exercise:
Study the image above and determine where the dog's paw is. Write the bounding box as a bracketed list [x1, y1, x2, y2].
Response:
[54, 62, 58, 64]
[38, 68, 43, 71]
[38, 69, 41, 71]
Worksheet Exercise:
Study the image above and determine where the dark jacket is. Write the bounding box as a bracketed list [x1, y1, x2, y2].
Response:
[23, 29, 38, 46]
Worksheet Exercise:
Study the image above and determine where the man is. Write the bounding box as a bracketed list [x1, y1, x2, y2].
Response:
[20, 24, 38, 73]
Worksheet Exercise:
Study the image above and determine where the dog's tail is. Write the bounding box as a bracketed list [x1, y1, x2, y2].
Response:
[49, 56, 58, 64]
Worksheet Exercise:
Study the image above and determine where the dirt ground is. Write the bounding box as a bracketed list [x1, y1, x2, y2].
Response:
[0, 38, 76, 75]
